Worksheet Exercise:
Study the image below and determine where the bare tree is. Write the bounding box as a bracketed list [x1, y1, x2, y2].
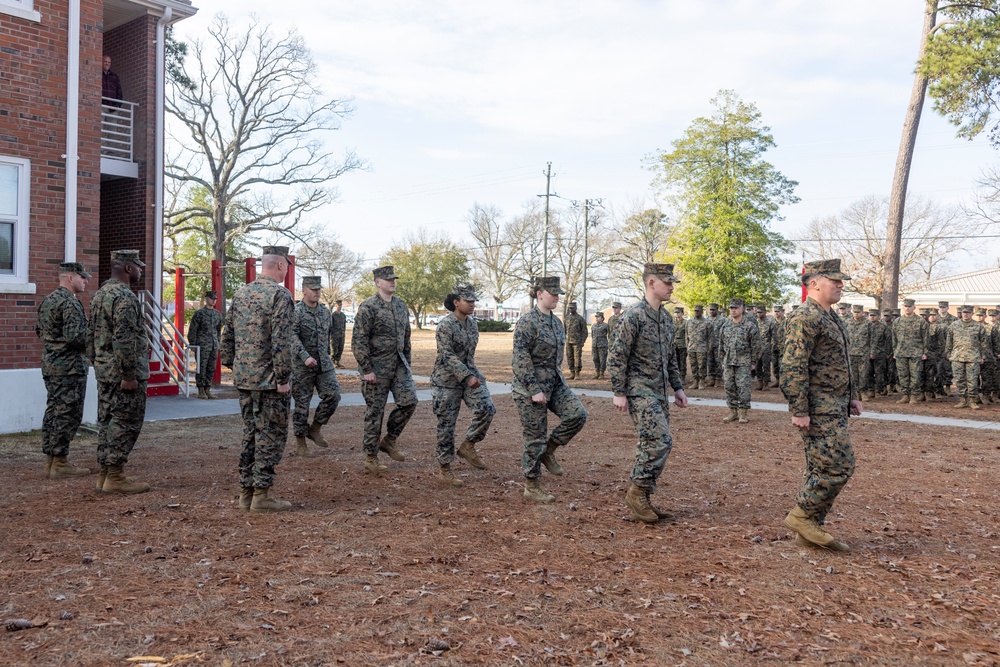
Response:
[165, 14, 365, 306]
[505, 201, 546, 295]
[801, 195, 983, 307]
[293, 237, 366, 306]
[549, 207, 611, 317]
[466, 203, 520, 308]
[604, 202, 673, 297]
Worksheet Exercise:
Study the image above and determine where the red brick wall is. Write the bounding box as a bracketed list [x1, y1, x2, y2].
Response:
[0, 0, 104, 370]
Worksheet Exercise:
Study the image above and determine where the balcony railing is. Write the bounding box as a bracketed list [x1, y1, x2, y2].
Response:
[101, 97, 138, 162]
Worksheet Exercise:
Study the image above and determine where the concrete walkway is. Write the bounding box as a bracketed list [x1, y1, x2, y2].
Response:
[145, 370, 1000, 431]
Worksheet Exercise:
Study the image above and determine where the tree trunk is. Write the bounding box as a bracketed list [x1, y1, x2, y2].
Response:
[883, 0, 937, 309]
[214, 199, 228, 316]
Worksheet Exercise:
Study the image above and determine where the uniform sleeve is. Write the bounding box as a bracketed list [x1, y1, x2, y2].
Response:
[750, 321, 762, 363]
[402, 303, 412, 365]
[780, 314, 815, 417]
[512, 317, 542, 397]
[921, 320, 929, 356]
[291, 306, 311, 362]
[352, 303, 373, 375]
[666, 321, 682, 392]
[271, 289, 294, 385]
[113, 295, 143, 382]
[607, 312, 636, 396]
[64, 297, 89, 352]
[436, 321, 473, 384]
[945, 325, 953, 359]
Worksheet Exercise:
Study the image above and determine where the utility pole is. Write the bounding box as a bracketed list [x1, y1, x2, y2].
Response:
[575, 198, 603, 321]
[537, 162, 555, 278]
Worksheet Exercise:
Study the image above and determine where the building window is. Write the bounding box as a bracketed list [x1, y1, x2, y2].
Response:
[0, 157, 30, 285]
[0, 0, 40, 21]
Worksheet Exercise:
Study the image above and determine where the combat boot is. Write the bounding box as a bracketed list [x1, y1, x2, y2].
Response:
[204, 386, 215, 399]
[896, 395, 909, 404]
[784, 506, 849, 552]
[737, 408, 749, 424]
[539, 441, 564, 475]
[95, 466, 108, 492]
[646, 489, 673, 521]
[249, 487, 292, 513]
[865, 391, 875, 401]
[954, 397, 969, 409]
[379, 434, 405, 461]
[916, 392, 926, 402]
[49, 455, 91, 479]
[43, 455, 52, 477]
[722, 408, 739, 423]
[101, 465, 150, 495]
[908, 395, 919, 405]
[754, 379, 764, 391]
[197, 386, 207, 399]
[295, 435, 314, 458]
[970, 399, 981, 410]
[438, 464, 464, 487]
[768, 380, 779, 388]
[307, 422, 329, 447]
[364, 455, 388, 474]
[523, 477, 555, 503]
[707, 377, 717, 388]
[625, 483, 658, 523]
[457, 440, 487, 469]
[696, 380, 705, 390]
[239, 488, 253, 511]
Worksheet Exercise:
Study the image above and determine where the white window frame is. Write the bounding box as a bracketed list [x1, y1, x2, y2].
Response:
[0, 156, 34, 293]
[0, 0, 41, 22]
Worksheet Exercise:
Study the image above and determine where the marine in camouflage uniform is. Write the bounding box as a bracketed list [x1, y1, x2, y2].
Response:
[990, 309, 1000, 402]
[672, 307, 687, 381]
[352, 265, 416, 472]
[608, 263, 687, 523]
[220, 246, 296, 512]
[770, 305, 786, 386]
[946, 306, 987, 409]
[707, 303, 724, 386]
[974, 308, 997, 403]
[290, 276, 341, 457]
[718, 299, 762, 423]
[845, 304, 874, 399]
[891, 299, 928, 404]
[885, 309, 900, 391]
[513, 276, 588, 503]
[922, 309, 943, 400]
[937, 301, 957, 390]
[331, 299, 347, 368]
[780, 259, 860, 552]
[563, 301, 588, 380]
[89, 250, 150, 494]
[868, 309, 890, 395]
[36, 262, 93, 479]
[753, 305, 777, 390]
[591, 311, 609, 379]
[187, 290, 222, 399]
[685, 305, 711, 389]
[607, 302, 623, 346]
[431, 285, 495, 486]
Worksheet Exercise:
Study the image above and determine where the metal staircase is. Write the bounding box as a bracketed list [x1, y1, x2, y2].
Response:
[138, 290, 198, 398]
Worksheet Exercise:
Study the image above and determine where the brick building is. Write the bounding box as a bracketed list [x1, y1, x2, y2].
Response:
[0, 0, 196, 432]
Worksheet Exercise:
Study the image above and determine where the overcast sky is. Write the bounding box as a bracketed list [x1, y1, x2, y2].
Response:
[173, 0, 1000, 272]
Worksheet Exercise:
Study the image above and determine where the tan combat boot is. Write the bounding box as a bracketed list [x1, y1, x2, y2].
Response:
[696, 380, 705, 390]
[645, 489, 673, 521]
[784, 506, 849, 551]
[43, 455, 53, 477]
[722, 409, 739, 423]
[239, 488, 253, 511]
[523, 477, 555, 503]
[249, 487, 292, 513]
[954, 397, 969, 409]
[457, 440, 487, 469]
[539, 441, 563, 476]
[707, 377, 717, 388]
[909, 394, 919, 405]
[865, 391, 875, 401]
[896, 395, 909, 404]
[295, 436, 314, 458]
[204, 386, 215, 399]
[625, 483, 658, 523]
[768, 380, 779, 388]
[95, 466, 108, 492]
[438, 464, 464, 487]
[307, 422, 329, 447]
[379, 434, 406, 461]
[969, 398, 981, 410]
[737, 408, 749, 424]
[102, 465, 150, 495]
[364, 455, 388, 474]
[49, 455, 91, 479]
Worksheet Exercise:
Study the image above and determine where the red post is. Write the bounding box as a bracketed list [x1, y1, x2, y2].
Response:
[245, 257, 256, 284]
[284, 255, 296, 293]
[211, 259, 221, 298]
[174, 268, 185, 335]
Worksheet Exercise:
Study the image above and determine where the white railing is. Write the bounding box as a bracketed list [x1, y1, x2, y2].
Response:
[101, 97, 139, 162]
[139, 290, 197, 398]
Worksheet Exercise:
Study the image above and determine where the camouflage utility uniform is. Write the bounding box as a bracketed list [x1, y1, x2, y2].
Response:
[754, 313, 776, 388]
[869, 312, 890, 395]
[718, 316, 762, 411]
[291, 299, 341, 438]
[37, 286, 89, 458]
[352, 293, 417, 456]
[90, 279, 149, 469]
[331, 307, 347, 367]
[220, 275, 295, 490]
[673, 311, 687, 380]
[512, 307, 587, 479]
[591, 319, 609, 376]
[771, 310, 786, 384]
[431, 312, 495, 465]
[780, 296, 858, 528]
[187, 303, 222, 390]
[685, 313, 711, 387]
[845, 313, 874, 397]
[564, 307, 588, 377]
[946, 316, 987, 405]
[892, 311, 928, 400]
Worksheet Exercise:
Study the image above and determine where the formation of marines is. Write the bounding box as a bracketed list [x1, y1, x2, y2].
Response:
[34, 248, 999, 549]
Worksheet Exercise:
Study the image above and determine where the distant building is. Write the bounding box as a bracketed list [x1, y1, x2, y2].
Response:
[903, 266, 1000, 314]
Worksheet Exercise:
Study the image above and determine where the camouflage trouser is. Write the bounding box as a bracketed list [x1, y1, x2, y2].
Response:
[514, 382, 587, 479]
[771, 346, 782, 383]
[674, 346, 687, 380]
[707, 344, 723, 381]
[42, 374, 87, 457]
[332, 334, 345, 365]
[566, 343, 584, 373]
[291, 369, 341, 436]
[361, 363, 417, 456]
[723, 364, 752, 409]
[896, 357, 923, 396]
[795, 412, 855, 525]
[849, 355, 871, 394]
[753, 346, 772, 384]
[688, 349, 708, 382]
[626, 395, 673, 493]
[888, 357, 899, 388]
[953, 361, 981, 399]
[980, 359, 997, 396]
[922, 357, 940, 394]
[939, 358, 953, 387]
[432, 383, 496, 465]
[195, 345, 218, 388]
[592, 346, 608, 373]
[238, 389, 290, 489]
[96, 380, 147, 467]
[869, 356, 887, 393]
